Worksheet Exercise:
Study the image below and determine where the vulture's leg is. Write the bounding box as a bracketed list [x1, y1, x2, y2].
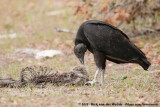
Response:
[85, 51, 106, 86]
[93, 68, 99, 82]
[85, 68, 99, 86]
[100, 69, 105, 86]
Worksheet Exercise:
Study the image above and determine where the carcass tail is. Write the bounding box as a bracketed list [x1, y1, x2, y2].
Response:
[138, 58, 151, 70]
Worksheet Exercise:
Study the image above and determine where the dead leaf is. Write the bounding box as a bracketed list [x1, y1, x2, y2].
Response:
[74, 4, 89, 15]
[104, 18, 116, 25]
[101, 6, 108, 13]
[115, 12, 130, 21]
[69, 88, 76, 91]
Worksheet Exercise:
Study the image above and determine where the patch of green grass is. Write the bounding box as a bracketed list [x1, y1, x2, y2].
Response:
[8, 64, 20, 79]
[157, 47, 160, 53]
[4, 24, 12, 31]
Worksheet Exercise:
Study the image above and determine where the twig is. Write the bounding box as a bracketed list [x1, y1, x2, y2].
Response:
[54, 27, 76, 34]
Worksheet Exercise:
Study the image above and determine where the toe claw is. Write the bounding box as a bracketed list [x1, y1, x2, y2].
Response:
[85, 81, 96, 86]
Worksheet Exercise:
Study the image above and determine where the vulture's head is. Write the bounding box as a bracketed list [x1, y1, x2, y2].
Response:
[74, 43, 87, 64]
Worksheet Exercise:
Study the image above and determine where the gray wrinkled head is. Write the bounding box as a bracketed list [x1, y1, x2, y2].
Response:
[74, 43, 87, 64]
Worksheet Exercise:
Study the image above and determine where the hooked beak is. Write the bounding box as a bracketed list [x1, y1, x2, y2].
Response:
[79, 57, 84, 64]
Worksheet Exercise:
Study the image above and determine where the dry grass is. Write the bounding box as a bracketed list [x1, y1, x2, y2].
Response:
[0, 0, 159, 107]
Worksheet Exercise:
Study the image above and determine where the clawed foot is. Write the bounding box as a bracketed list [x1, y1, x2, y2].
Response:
[85, 81, 105, 86]
[85, 81, 97, 86]
[85, 69, 105, 86]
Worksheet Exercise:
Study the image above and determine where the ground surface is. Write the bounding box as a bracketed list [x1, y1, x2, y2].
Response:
[0, 0, 160, 107]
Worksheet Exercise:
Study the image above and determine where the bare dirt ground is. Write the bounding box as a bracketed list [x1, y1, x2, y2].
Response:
[0, 0, 159, 107]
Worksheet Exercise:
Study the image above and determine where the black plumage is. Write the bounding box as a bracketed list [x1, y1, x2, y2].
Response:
[74, 20, 151, 85]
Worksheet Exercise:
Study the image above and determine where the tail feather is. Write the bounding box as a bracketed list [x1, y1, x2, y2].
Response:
[138, 58, 151, 70]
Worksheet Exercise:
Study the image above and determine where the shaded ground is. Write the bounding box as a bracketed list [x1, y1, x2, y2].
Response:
[0, 0, 159, 107]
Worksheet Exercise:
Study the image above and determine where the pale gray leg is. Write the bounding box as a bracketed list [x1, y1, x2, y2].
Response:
[93, 68, 99, 82]
[100, 69, 105, 86]
[85, 68, 99, 86]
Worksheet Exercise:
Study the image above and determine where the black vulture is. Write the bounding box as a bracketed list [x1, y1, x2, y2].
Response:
[74, 20, 151, 86]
